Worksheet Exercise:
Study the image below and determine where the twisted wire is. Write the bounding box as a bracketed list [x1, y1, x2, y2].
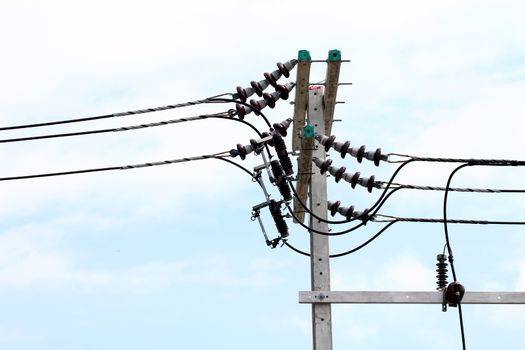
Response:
[0, 152, 232, 182]
[373, 214, 525, 225]
[0, 112, 243, 144]
[382, 182, 525, 193]
[0, 94, 232, 131]
[388, 153, 525, 166]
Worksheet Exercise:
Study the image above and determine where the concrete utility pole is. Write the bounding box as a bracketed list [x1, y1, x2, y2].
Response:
[293, 49, 342, 350]
[308, 85, 332, 350]
[291, 49, 525, 350]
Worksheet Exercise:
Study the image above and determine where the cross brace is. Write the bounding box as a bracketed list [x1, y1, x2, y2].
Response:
[299, 291, 525, 304]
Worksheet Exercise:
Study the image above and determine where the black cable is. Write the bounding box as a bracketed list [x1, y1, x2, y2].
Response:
[0, 152, 232, 182]
[443, 164, 472, 281]
[442, 161, 525, 350]
[389, 153, 525, 166]
[295, 155, 524, 227]
[213, 156, 255, 180]
[0, 112, 270, 144]
[288, 159, 415, 226]
[283, 187, 402, 239]
[0, 93, 232, 131]
[442, 160, 525, 350]
[284, 201, 366, 236]
[383, 182, 525, 194]
[284, 220, 398, 258]
[443, 163, 469, 350]
[289, 180, 351, 224]
[284, 185, 404, 237]
[374, 215, 525, 225]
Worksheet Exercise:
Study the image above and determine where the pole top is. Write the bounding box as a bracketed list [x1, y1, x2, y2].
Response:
[328, 49, 341, 62]
[298, 49, 311, 61]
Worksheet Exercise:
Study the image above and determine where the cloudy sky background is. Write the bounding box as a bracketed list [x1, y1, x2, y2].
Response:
[1, 0, 524, 349]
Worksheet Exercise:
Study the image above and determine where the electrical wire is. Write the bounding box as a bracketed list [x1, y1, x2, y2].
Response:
[0, 151, 234, 182]
[443, 160, 525, 282]
[373, 214, 525, 225]
[284, 201, 366, 236]
[293, 154, 524, 228]
[284, 220, 398, 258]
[388, 153, 525, 166]
[442, 160, 525, 350]
[443, 163, 469, 350]
[0, 112, 275, 144]
[213, 156, 255, 180]
[381, 182, 525, 194]
[0, 93, 233, 131]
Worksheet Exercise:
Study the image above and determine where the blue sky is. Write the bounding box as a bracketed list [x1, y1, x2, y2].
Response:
[1, 0, 524, 349]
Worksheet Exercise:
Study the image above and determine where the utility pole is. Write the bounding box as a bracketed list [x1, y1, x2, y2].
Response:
[293, 49, 342, 350]
[308, 85, 332, 350]
[291, 49, 525, 350]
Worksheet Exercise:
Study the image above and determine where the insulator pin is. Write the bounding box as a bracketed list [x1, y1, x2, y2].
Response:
[262, 91, 281, 108]
[436, 254, 448, 291]
[341, 171, 360, 188]
[276, 59, 298, 78]
[355, 145, 366, 163]
[263, 69, 282, 88]
[236, 143, 255, 160]
[249, 98, 267, 114]
[328, 200, 341, 217]
[236, 85, 255, 103]
[353, 208, 370, 222]
[269, 199, 289, 238]
[333, 140, 351, 158]
[273, 133, 293, 176]
[270, 160, 292, 202]
[327, 164, 346, 183]
[275, 82, 296, 100]
[314, 132, 336, 152]
[359, 175, 376, 193]
[312, 157, 332, 175]
[235, 104, 252, 120]
[273, 118, 292, 137]
[250, 79, 270, 97]
[236, 143, 249, 160]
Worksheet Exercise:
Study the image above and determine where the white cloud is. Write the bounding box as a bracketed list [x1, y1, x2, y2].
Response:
[0, 219, 110, 287]
[0, 219, 289, 292]
[341, 323, 378, 346]
[333, 253, 435, 291]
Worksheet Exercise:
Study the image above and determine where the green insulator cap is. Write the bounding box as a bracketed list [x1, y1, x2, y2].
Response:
[303, 125, 314, 138]
[328, 49, 341, 61]
[298, 50, 311, 61]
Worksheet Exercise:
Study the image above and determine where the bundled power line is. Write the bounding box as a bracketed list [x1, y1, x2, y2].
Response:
[0, 93, 234, 131]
